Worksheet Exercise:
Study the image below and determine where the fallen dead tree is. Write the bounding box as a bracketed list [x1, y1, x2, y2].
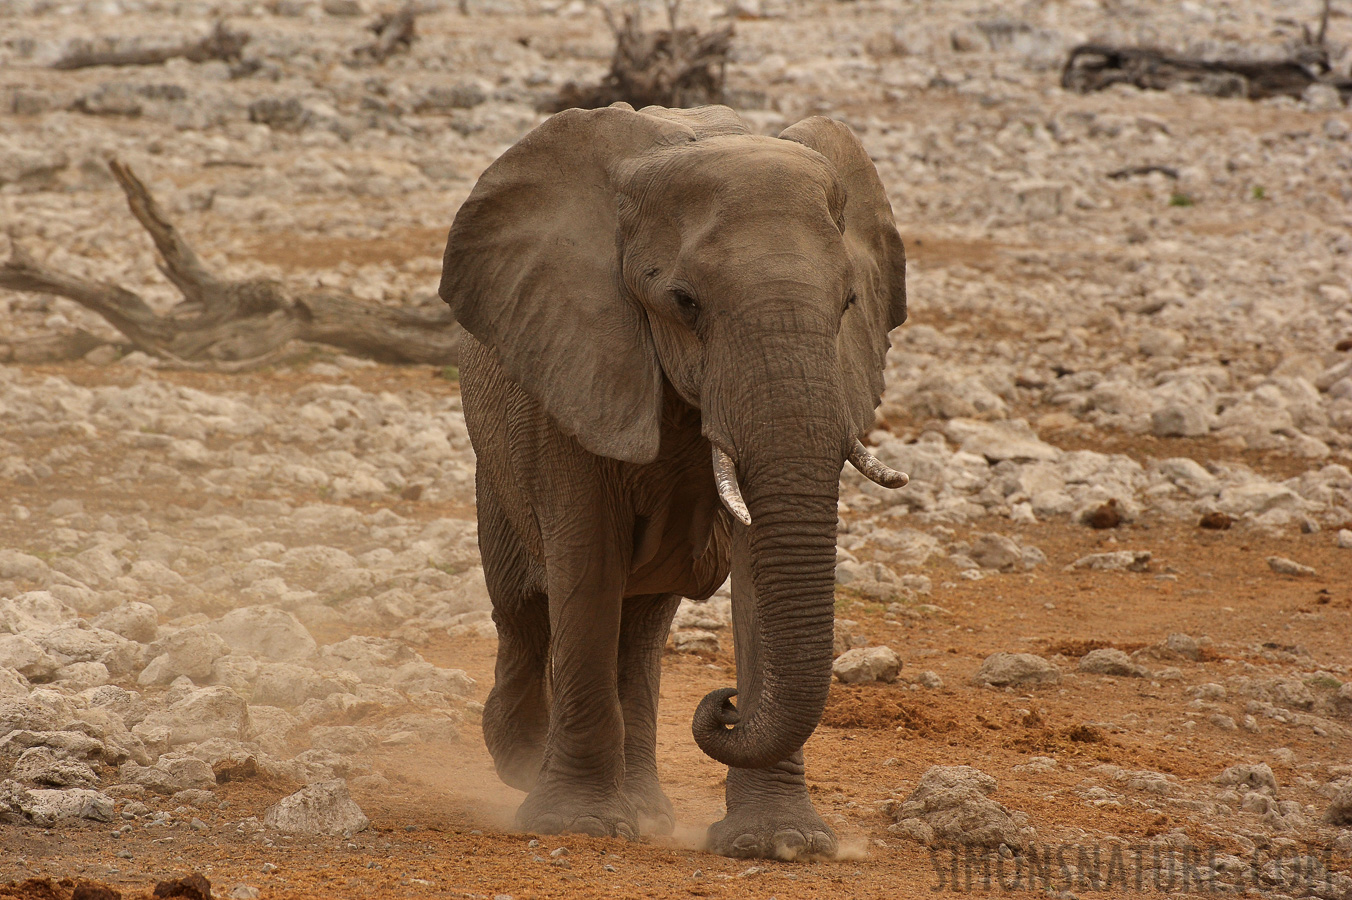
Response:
[51, 21, 249, 71]
[1062, 43, 1351, 100]
[0, 160, 460, 370]
[1062, 2, 1352, 101]
[548, 0, 732, 111]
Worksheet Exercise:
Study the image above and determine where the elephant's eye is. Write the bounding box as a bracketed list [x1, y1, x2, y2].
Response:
[671, 288, 700, 321]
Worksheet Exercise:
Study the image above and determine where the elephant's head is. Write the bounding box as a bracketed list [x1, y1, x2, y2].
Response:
[440, 104, 908, 770]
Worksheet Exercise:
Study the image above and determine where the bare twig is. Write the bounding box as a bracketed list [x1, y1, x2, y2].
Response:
[51, 21, 248, 70]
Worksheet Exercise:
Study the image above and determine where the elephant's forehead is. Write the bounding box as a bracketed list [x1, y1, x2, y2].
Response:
[627, 135, 840, 207]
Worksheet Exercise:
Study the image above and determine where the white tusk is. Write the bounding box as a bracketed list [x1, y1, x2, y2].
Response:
[712, 446, 751, 526]
[848, 439, 909, 488]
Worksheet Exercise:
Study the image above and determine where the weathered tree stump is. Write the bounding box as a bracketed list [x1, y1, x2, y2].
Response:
[0, 160, 460, 370]
[549, 2, 733, 111]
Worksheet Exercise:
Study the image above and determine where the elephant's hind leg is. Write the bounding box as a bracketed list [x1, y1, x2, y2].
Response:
[514, 504, 637, 840]
[617, 593, 681, 836]
[478, 487, 550, 792]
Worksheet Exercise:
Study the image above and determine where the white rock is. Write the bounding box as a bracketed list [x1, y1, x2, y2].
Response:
[11, 746, 98, 788]
[1267, 556, 1316, 577]
[1336, 530, 1352, 549]
[137, 685, 249, 746]
[833, 646, 901, 684]
[388, 661, 475, 696]
[672, 598, 731, 632]
[1151, 403, 1212, 437]
[208, 606, 317, 661]
[968, 533, 1024, 571]
[0, 668, 28, 698]
[974, 652, 1060, 687]
[1138, 327, 1186, 358]
[91, 602, 160, 643]
[309, 725, 375, 754]
[1070, 551, 1151, 572]
[246, 705, 300, 755]
[18, 786, 115, 825]
[871, 529, 943, 567]
[54, 661, 110, 690]
[138, 625, 230, 685]
[35, 624, 139, 676]
[1154, 458, 1218, 496]
[1214, 763, 1278, 795]
[944, 419, 1060, 463]
[889, 765, 1032, 849]
[127, 559, 186, 589]
[0, 591, 76, 634]
[118, 756, 216, 794]
[0, 551, 51, 583]
[317, 635, 417, 681]
[1079, 648, 1149, 678]
[251, 663, 334, 708]
[0, 635, 61, 681]
[671, 630, 720, 654]
[263, 779, 369, 835]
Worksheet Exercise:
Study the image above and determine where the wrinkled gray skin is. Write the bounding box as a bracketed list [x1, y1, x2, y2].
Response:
[438, 103, 907, 860]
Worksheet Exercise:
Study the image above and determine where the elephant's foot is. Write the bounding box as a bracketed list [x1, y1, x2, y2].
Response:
[516, 782, 639, 840]
[623, 776, 675, 836]
[706, 795, 837, 860]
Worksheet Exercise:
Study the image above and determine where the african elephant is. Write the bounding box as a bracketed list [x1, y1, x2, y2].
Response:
[438, 103, 909, 860]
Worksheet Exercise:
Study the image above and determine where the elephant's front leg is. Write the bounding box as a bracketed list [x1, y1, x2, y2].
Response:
[707, 527, 837, 860]
[515, 524, 637, 839]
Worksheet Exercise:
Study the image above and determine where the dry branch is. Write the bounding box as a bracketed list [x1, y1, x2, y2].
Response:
[352, 3, 419, 65]
[0, 160, 460, 370]
[52, 21, 249, 71]
[548, 4, 732, 111]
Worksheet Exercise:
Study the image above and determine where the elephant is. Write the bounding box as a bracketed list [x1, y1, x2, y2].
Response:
[438, 102, 909, 860]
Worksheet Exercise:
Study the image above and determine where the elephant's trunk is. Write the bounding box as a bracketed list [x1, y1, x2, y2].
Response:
[693, 326, 845, 771]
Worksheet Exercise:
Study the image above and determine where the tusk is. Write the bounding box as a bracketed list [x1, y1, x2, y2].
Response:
[712, 446, 751, 526]
[848, 439, 909, 488]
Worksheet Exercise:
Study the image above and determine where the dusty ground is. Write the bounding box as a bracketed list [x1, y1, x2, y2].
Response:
[3, 0, 1352, 898]
[0, 366, 1348, 899]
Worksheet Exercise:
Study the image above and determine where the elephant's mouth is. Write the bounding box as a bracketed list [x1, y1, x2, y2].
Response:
[710, 440, 908, 527]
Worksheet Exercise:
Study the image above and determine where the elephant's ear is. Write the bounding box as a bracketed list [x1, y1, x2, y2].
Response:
[779, 117, 907, 438]
[440, 106, 695, 464]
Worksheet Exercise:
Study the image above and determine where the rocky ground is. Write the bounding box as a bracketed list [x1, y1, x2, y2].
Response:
[1, 0, 1351, 898]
